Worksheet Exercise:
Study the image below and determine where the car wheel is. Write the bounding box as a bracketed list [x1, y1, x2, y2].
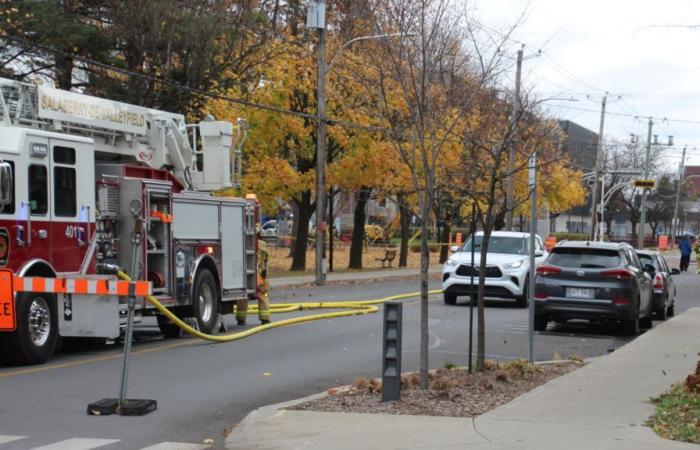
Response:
[655, 296, 668, 321]
[640, 307, 653, 329]
[534, 314, 547, 331]
[515, 279, 529, 308]
[443, 293, 457, 305]
[623, 301, 640, 336]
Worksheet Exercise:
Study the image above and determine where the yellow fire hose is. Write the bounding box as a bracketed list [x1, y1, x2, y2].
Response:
[116, 270, 441, 343]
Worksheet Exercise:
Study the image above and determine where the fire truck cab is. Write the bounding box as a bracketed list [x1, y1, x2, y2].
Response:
[0, 78, 258, 364]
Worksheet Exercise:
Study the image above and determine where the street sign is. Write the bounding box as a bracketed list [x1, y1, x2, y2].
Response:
[634, 179, 655, 189]
[0, 269, 14, 331]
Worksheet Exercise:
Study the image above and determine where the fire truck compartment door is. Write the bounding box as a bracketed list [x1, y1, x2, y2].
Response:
[221, 204, 245, 290]
[58, 293, 120, 338]
[171, 201, 219, 240]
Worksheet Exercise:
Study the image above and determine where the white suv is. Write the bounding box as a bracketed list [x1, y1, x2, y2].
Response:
[442, 231, 547, 307]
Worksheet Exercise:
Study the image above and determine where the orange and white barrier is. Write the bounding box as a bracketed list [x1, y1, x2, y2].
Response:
[13, 276, 152, 297]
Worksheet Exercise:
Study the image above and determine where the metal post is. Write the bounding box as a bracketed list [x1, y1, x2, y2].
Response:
[468, 203, 476, 373]
[528, 152, 537, 363]
[505, 46, 524, 231]
[315, 1, 327, 286]
[671, 146, 687, 245]
[119, 222, 142, 407]
[639, 118, 653, 248]
[590, 93, 607, 240]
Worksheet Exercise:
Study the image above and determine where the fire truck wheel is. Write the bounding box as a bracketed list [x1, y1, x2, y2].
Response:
[8, 292, 58, 365]
[157, 315, 181, 338]
[192, 269, 219, 334]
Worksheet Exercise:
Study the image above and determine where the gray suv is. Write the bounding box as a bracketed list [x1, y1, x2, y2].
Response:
[533, 241, 654, 336]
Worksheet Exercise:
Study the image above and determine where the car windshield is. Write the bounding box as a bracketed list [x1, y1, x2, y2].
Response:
[461, 236, 527, 255]
[547, 248, 621, 268]
[638, 254, 660, 271]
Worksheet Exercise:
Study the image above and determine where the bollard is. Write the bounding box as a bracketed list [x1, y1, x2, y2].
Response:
[382, 301, 402, 402]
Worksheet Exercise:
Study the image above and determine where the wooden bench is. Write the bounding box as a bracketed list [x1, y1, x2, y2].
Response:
[376, 249, 397, 268]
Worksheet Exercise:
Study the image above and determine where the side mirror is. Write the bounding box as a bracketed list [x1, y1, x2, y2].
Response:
[449, 245, 459, 253]
[535, 251, 544, 257]
[0, 162, 12, 207]
[671, 268, 680, 275]
[643, 264, 656, 274]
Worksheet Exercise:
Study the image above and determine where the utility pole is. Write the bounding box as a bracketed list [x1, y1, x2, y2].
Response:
[505, 45, 524, 231]
[590, 93, 607, 240]
[671, 145, 687, 246]
[309, 0, 327, 285]
[638, 117, 653, 248]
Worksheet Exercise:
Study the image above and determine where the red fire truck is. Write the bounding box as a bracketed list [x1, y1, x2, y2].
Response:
[0, 78, 259, 364]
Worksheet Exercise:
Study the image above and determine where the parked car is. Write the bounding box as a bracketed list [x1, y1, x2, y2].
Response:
[261, 220, 277, 238]
[534, 241, 654, 335]
[636, 250, 678, 320]
[442, 231, 548, 307]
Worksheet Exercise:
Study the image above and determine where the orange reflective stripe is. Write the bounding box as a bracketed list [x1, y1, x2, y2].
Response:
[32, 277, 45, 293]
[134, 282, 150, 297]
[95, 279, 109, 295]
[74, 279, 88, 294]
[54, 278, 66, 294]
[116, 282, 129, 296]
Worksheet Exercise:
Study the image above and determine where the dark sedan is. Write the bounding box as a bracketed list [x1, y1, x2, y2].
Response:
[636, 250, 678, 320]
[534, 241, 654, 336]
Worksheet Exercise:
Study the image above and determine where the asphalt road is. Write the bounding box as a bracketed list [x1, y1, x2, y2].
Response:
[1, 271, 699, 449]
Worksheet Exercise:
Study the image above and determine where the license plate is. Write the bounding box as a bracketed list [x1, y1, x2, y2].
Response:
[567, 287, 593, 298]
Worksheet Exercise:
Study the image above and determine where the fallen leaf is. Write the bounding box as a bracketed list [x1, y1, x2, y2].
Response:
[264, 372, 272, 376]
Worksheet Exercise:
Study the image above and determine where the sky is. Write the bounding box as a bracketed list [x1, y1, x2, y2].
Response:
[473, 0, 700, 169]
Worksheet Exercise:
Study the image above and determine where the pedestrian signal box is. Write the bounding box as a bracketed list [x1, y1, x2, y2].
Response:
[633, 179, 655, 189]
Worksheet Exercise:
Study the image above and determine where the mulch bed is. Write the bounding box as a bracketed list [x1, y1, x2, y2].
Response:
[290, 359, 582, 418]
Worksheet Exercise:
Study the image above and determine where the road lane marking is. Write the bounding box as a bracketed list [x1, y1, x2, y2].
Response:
[140, 443, 210, 450]
[0, 435, 26, 445]
[0, 340, 200, 379]
[30, 438, 119, 450]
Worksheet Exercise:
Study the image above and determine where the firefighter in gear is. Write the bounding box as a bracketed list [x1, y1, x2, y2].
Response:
[236, 233, 271, 325]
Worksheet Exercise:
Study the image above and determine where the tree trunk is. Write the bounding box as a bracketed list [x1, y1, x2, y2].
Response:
[55, 54, 74, 90]
[439, 218, 451, 263]
[290, 191, 313, 271]
[349, 187, 370, 269]
[631, 220, 638, 240]
[419, 191, 430, 389]
[476, 208, 494, 371]
[398, 193, 410, 267]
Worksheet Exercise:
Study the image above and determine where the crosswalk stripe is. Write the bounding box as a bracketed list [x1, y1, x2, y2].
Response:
[0, 435, 26, 445]
[140, 443, 210, 450]
[30, 438, 120, 450]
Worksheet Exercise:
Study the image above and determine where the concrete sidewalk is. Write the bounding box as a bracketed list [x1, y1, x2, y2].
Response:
[226, 308, 700, 450]
[269, 266, 442, 289]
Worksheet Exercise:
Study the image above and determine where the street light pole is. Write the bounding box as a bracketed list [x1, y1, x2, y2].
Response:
[505, 46, 524, 231]
[590, 93, 607, 241]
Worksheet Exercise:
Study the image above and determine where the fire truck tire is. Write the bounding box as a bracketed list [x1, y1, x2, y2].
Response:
[157, 315, 181, 338]
[192, 269, 219, 334]
[7, 292, 58, 365]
